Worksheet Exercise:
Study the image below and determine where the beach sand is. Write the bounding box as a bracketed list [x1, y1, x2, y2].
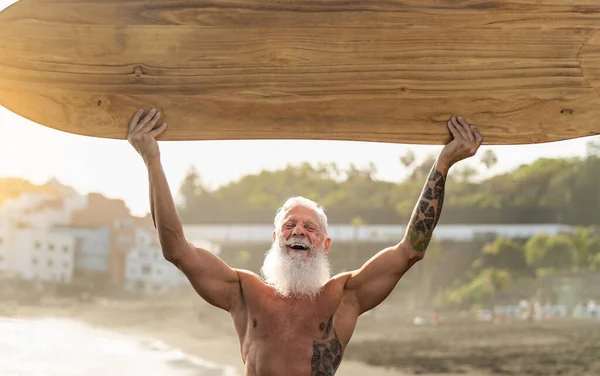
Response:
[3, 294, 599, 376]
[0, 295, 406, 376]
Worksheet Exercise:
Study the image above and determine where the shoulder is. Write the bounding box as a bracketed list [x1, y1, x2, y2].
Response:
[234, 268, 265, 285]
[326, 271, 354, 292]
[330, 271, 354, 285]
[227, 269, 270, 312]
[233, 268, 274, 296]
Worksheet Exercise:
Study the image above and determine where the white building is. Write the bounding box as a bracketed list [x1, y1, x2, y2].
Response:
[124, 227, 221, 294]
[0, 192, 85, 282]
[8, 227, 76, 283]
[52, 226, 111, 276]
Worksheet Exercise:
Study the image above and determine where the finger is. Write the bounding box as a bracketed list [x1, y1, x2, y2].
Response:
[133, 108, 157, 132]
[451, 117, 468, 140]
[141, 111, 161, 133]
[128, 108, 144, 134]
[447, 120, 461, 139]
[472, 126, 483, 146]
[457, 116, 475, 144]
[148, 122, 167, 138]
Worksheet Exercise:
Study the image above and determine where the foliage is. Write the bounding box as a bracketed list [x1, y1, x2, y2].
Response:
[480, 237, 530, 277]
[524, 234, 575, 276]
[441, 228, 600, 309]
[174, 154, 600, 226]
[445, 268, 512, 309]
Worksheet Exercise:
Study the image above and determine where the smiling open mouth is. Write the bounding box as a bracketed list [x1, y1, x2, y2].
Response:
[288, 244, 309, 251]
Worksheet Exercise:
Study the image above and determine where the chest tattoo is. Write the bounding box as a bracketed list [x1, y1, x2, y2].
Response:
[311, 315, 342, 375]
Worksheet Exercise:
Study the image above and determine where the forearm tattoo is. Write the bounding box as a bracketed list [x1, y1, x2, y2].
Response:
[407, 163, 446, 253]
[311, 315, 342, 375]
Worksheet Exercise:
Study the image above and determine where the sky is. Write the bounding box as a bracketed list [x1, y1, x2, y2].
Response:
[1, 0, 598, 217]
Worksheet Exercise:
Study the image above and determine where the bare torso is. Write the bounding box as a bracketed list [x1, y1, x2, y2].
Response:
[229, 270, 359, 376]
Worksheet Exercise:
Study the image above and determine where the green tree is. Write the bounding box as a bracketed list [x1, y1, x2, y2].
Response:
[178, 165, 204, 210]
[525, 234, 575, 276]
[400, 149, 416, 169]
[481, 237, 530, 277]
[446, 268, 512, 309]
[480, 149, 498, 170]
[568, 226, 599, 271]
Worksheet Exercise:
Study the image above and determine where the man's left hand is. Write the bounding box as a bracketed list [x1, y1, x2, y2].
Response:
[438, 116, 483, 168]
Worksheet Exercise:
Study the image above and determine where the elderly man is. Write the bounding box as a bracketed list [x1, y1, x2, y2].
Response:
[127, 108, 483, 376]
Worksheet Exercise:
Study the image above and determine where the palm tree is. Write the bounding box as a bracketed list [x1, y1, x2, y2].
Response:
[480, 149, 498, 170]
[400, 149, 416, 169]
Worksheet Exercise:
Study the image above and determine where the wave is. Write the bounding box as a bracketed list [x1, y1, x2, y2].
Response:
[0, 316, 239, 376]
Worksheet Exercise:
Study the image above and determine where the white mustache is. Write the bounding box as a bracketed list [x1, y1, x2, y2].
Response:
[285, 236, 312, 248]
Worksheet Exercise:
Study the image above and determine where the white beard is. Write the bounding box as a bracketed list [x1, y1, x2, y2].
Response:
[260, 235, 331, 300]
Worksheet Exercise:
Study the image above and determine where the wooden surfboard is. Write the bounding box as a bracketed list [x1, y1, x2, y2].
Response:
[1, 0, 600, 145]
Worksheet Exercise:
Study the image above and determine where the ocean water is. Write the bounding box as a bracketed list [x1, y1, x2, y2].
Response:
[0, 317, 239, 376]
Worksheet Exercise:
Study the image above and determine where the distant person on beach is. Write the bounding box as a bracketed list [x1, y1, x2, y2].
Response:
[127, 107, 483, 376]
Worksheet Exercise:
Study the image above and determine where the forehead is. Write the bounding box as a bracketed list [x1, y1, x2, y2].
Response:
[281, 205, 320, 225]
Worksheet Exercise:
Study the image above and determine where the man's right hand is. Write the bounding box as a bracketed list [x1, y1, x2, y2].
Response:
[127, 107, 167, 167]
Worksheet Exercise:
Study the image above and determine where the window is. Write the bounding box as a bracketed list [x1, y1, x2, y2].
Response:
[142, 265, 151, 275]
[63, 245, 69, 252]
[34, 241, 41, 249]
[47, 259, 53, 266]
[32, 257, 38, 264]
[48, 243, 54, 251]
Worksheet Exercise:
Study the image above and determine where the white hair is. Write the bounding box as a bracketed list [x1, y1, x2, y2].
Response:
[273, 196, 328, 234]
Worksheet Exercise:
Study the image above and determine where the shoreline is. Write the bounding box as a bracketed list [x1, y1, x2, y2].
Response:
[4, 296, 598, 376]
[0, 296, 404, 376]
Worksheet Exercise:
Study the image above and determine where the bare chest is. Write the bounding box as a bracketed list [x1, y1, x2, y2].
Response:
[249, 301, 336, 340]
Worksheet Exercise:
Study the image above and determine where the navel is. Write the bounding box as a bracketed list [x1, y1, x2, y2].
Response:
[253, 319, 258, 329]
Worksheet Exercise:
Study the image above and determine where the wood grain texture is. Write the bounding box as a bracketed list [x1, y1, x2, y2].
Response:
[1, 0, 600, 144]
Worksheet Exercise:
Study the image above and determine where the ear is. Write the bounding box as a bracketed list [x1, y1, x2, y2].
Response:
[323, 237, 332, 255]
[272, 230, 276, 242]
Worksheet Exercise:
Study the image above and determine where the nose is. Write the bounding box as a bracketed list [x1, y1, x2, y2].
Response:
[292, 225, 306, 237]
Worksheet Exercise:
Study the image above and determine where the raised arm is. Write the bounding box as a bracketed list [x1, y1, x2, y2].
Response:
[128, 108, 241, 312]
[344, 116, 483, 314]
